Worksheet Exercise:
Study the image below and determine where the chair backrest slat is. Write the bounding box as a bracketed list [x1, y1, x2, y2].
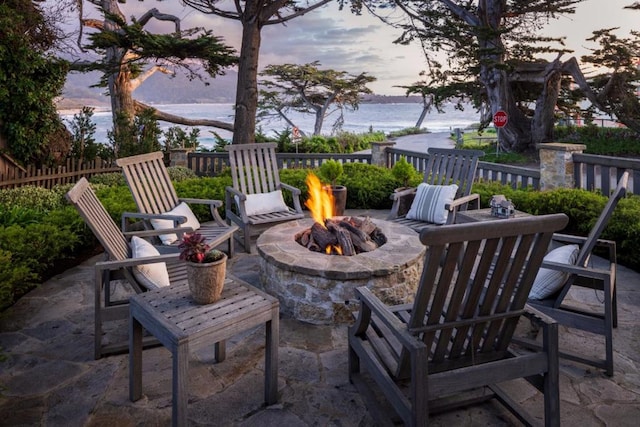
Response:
[424, 148, 483, 199]
[66, 177, 129, 261]
[401, 214, 568, 374]
[116, 152, 180, 214]
[226, 143, 281, 195]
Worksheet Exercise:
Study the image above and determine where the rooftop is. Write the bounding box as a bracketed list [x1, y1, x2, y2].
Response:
[1, 209, 639, 426]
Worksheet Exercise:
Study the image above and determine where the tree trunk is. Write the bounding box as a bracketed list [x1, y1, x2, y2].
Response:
[232, 17, 262, 145]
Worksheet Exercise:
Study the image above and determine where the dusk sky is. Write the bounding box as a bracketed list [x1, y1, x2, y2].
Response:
[67, 0, 638, 96]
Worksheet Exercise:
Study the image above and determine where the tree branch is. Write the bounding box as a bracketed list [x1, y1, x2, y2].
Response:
[134, 100, 234, 131]
[138, 8, 181, 34]
[129, 65, 174, 91]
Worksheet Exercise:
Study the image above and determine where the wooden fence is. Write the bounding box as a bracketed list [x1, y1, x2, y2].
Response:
[1, 148, 638, 196]
[0, 158, 120, 190]
[386, 148, 542, 190]
[187, 151, 371, 176]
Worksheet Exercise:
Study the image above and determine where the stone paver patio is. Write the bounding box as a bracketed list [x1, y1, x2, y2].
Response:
[0, 209, 639, 426]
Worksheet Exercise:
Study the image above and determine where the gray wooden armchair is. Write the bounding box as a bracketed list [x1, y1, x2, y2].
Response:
[388, 148, 484, 232]
[116, 151, 238, 256]
[66, 178, 192, 359]
[349, 213, 568, 426]
[524, 170, 629, 376]
[225, 143, 304, 252]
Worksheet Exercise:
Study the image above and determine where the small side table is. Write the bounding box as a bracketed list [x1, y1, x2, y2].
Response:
[456, 208, 531, 224]
[129, 275, 279, 426]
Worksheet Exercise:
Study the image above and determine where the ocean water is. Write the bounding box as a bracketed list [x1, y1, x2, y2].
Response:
[59, 102, 479, 150]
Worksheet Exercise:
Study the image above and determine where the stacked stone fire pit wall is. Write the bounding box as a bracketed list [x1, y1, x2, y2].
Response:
[256, 218, 425, 324]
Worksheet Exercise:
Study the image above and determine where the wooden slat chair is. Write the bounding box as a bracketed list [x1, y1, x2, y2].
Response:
[116, 152, 238, 257]
[524, 170, 629, 376]
[66, 178, 226, 361]
[388, 148, 484, 233]
[349, 214, 569, 427]
[225, 143, 304, 252]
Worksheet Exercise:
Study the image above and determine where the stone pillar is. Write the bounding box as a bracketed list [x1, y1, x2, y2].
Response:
[537, 142, 586, 190]
[169, 148, 194, 167]
[371, 141, 396, 168]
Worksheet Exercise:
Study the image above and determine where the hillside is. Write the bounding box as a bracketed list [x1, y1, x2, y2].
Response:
[60, 70, 423, 109]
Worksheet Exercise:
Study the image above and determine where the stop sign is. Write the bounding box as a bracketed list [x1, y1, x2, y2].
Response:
[493, 110, 508, 128]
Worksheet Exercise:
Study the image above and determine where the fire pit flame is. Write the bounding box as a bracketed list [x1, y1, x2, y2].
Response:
[297, 173, 386, 256]
[305, 173, 334, 226]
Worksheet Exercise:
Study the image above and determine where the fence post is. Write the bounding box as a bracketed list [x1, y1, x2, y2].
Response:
[371, 141, 396, 168]
[537, 142, 586, 190]
[169, 148, 194, 167]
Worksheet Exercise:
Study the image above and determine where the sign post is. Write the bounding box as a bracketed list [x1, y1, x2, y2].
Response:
[492, 110, 508, 154]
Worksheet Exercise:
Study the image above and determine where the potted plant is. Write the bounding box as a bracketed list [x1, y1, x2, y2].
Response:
[179, 233, 227, 304]
[391, 156, 418, 217]
[319, 159, 347, 216]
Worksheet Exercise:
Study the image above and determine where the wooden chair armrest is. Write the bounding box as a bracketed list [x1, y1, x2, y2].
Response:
[353, 287, 424, 350]
[387, 188, 417, 220]
[445, 193, 480, 211]
[540, 260, 613, 280]
[95, 252, 180, 271]
[279, 182, 301, 196]
[178, 198, 225, 224]
[179, 197, 222, 209]
[122, 226, 194, 240]
[523, 304, 557, 327]
[390, 187, 417, 201]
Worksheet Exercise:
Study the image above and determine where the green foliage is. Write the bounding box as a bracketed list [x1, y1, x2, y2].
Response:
[94, 185, 137, 224]
[164, 126, 201, 150]
[0, 249, 35, 310]
[258, 61, 376, 135]
[318, 159, 344, 186]
[173, 176, 232, 220]
[68, 106, 100, 161]
[554, 126, 640, 156]
[0, 0, 69, 166]
[271, 131, 382, 153]
[89, 172, 126, 187]
[340, 163, 397, 209]
[0, 186, 66, 211]
[391, 156, 417, 188]
[168, 166, 197, 182]
[0, 222, 78, 309]
[387, 127, 427, 138]
[108, 109, 162, 158]
[0, 205, 44, 227]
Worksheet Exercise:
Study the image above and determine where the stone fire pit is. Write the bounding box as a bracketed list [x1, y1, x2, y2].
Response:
[256, 218, 425, 324]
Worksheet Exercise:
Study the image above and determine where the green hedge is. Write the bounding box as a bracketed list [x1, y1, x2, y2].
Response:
[2, 167, 639, 311]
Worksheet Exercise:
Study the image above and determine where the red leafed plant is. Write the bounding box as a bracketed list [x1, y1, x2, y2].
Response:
[178, 233, 225, 263]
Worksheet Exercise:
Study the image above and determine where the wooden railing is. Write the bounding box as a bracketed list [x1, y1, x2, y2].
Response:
[1, 149, 638, 197]
[187, 151, 371, 176]
[476, 161, 540, 190]
[0, 158, 120, 190]
[573, 153, 639, 195]
[386, 148, 541, 190]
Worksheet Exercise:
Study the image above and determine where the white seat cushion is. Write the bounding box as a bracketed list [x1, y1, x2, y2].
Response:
[242, 190, 289, 216]
[131, 236, 170, 289]
[406, 183, 459, 225]
[150, 202, 201, 245]
[529, 244, 580, 300]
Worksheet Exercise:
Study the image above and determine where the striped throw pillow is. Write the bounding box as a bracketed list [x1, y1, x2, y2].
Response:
[406, 183, 458, 225]
[529, 244, 579, 300]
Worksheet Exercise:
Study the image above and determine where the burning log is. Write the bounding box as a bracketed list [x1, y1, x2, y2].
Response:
[295, 216, 386, 256]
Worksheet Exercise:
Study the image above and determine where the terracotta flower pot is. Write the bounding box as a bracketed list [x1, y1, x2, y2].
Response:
[325, 185, 347, 216]
[186, 254, 227, 304]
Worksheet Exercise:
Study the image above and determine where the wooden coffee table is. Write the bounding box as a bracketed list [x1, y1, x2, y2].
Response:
[129, 275, 279, 426]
